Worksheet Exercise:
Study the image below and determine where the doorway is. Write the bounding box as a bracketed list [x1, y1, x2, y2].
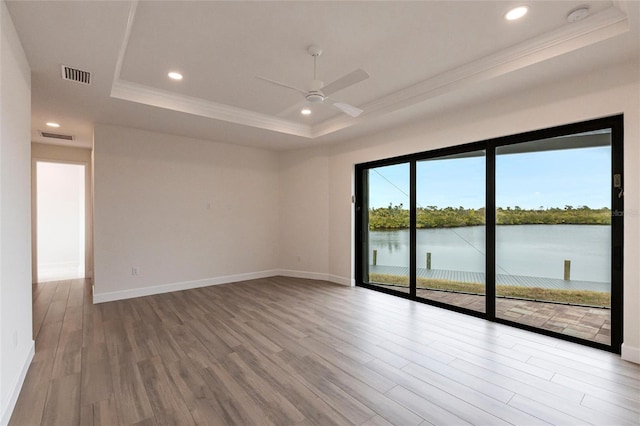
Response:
[35, 161, 86, 282]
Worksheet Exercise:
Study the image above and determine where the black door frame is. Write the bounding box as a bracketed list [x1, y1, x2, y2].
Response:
[354, 115, 624, 354]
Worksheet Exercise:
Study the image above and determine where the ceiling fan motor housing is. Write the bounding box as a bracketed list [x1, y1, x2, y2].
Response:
[256, 46, 368, 116]
[306, 92, 325, 103]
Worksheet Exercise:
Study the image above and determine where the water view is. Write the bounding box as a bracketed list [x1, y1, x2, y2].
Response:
[369, 224, 610, 283]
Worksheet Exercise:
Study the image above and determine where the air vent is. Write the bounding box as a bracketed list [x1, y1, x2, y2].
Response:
[39, 130, 75, 141]
[61, 65, 91, 85]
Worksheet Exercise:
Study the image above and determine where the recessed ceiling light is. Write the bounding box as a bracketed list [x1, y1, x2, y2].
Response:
[301, 108, 311, 115]
[46, 122, 60, 128]
[168, 72, 183, 80]
[505, 5, 529, 21]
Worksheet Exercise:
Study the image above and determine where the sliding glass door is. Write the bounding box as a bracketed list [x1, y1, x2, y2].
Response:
[362, 163, 410, 295]
[415, 151, 486, 312]
[495, 131, 613, 345]
[355, 115, 623, 353]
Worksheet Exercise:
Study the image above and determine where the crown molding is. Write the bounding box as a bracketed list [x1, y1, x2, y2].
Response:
[112, 0, 138, 85]
[312, 5, 630, 138]
[111, 4, 629, 140]
[111, 79, 312, 138]
[110, 0, 311, 138]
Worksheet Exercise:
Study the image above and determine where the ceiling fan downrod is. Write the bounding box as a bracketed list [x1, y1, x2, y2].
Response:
[307, 45, 325, 103]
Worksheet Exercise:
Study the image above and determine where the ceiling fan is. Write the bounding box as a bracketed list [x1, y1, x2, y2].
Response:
[256, 45, 369, 118]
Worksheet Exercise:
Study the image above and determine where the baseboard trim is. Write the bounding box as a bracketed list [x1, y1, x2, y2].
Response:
[93, 269, 355, 303]
[621, 343, 640, 364]
[1, 340, 35, 426]
[327, 274, 354, 286]
[93, 270, 280, 303]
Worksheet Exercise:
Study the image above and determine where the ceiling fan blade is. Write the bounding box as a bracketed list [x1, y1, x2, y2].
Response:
[321, 69, 369, 96]
[330, 100, 364, 118]
[255, 76, 307, 96]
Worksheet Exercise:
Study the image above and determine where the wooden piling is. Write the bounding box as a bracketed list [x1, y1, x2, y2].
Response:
[426, 252, 432, 270]
[564, 259, 571, 281]
[373, 250, 377, 266]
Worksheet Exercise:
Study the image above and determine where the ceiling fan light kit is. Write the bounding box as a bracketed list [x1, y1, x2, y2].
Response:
[306, 93, 325, 103]
[256, 45, 369, 118]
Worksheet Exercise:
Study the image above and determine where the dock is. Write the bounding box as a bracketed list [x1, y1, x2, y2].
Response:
[368, 265, 610, 292]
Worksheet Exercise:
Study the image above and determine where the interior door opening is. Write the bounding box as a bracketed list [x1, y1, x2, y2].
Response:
[36, 161, 86, 282]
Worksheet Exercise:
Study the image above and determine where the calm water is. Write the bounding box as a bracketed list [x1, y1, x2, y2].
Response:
[368, 225, 610, 282]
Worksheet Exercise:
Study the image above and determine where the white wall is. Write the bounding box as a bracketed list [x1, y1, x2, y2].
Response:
[278, 146, 334, 281]
[279, 61, 640, 362]
[0, 1, 34, 423]
[93, 124, 280, 302]
[31, 143, 93, 283]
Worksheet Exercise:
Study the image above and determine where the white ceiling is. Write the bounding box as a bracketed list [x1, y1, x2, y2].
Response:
[6, 1, 639, 151]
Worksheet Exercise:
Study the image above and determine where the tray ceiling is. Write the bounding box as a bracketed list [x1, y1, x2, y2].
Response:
[5, 1, 638, 149]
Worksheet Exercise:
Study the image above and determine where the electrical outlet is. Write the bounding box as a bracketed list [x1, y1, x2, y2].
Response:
[132, 267, 139, 276]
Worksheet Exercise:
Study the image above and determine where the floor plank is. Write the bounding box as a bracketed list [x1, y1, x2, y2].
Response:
[40, 373, 81, 426]
[9, 276, 640, 425]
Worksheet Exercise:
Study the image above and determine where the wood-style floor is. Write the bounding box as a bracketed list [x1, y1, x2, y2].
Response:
[10, 276, 640, 425]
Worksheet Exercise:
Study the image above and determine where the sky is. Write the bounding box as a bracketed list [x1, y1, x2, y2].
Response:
[368, 146, 611, 210]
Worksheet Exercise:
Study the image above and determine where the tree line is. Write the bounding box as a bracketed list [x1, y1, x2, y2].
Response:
[368, 204, 611, 230]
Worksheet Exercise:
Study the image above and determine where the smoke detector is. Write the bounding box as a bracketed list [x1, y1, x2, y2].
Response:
[567, 6, 590, 23]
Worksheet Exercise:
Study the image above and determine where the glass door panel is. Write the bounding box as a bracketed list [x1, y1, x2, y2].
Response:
[416, 151, 486, 312]
[364, 163, 410, 294]
[495, 131, 612, 345]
